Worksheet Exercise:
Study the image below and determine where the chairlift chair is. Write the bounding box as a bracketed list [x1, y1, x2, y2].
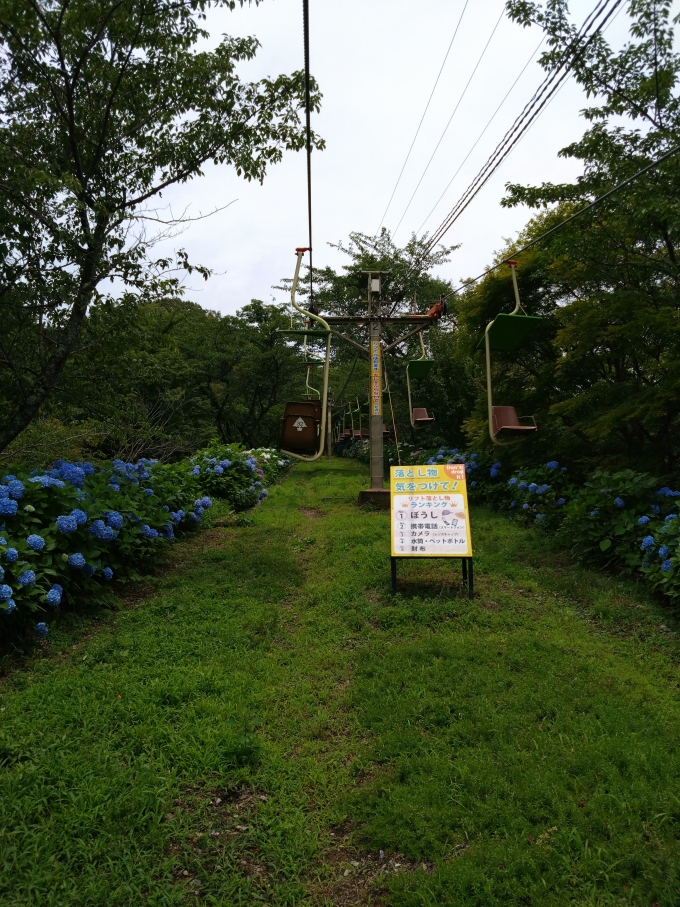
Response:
[278, 248, 331, 460]
[476, 260, 542, 444]
[407, 331, 435, 428]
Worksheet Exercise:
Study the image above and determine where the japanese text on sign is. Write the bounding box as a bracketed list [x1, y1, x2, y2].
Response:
[370, 339, 382, 416]
[391, 464, 472, 557]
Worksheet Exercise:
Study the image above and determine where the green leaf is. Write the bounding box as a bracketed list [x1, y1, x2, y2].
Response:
[600, 538, 612, 552]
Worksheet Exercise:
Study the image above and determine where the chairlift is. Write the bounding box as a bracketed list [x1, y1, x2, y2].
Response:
[476, 259, 542, 444]
[407, 331, 435, 428]
[278, 248, 331, 460]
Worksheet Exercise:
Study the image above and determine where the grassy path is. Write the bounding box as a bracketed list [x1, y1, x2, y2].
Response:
[1, 459, 680, 906]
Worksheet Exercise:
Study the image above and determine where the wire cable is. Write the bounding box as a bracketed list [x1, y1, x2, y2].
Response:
[423, 0, 624, 255]
[392, 3, 506, 239]
[302, 0, 314, 305]
[416, 33, 546, 236]
[447, 141, 680, 297]
[376, 0, 470, 233]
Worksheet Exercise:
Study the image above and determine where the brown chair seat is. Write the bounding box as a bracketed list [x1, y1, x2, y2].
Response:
[413, 407, 434, 426]
[492, 405, 536, 438]
[279, 400, 321, 453]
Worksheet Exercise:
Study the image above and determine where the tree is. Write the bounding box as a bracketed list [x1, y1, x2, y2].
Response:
[460, 0, 680, 474]
[0, 0, 321, 452]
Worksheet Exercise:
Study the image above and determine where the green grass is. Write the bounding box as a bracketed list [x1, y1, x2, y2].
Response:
[1, 459, 680, 906]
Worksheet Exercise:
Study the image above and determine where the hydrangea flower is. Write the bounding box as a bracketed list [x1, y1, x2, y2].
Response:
[523, 503, 530, 511]
[519, 481, 527, 490]
[614, 497, 625, 508]
[641, 536, 656, 551]
[590, 510, 599, 517]
[6, 548, 18, 562]
[71, 509, 88, 526]
[651, 504, 661, 515]
[470, 481, 477, 488]
[46, 584, 63, 606]
[492, 461, 501, 469]
[546, 461, 559, 470]
[58, 464, 85, 488]
[144, 488, 154, 496]
[641, 560, 650, 569]
[7, 480, 24, 499]
[665, 514, 678, 522]
[106, 512, 123, 530]
[89, 520, 116, 541]
[35, 622, 48, 638]
[638, 515, 650, 525]
[191, 465, 200, 476]
[56, 515, 78, 533]
[68, 553, 86, 569]
[490, 468, 499, 478]
[102, 567, 114, 581]
[2, 599, 15, 613]
[661, 559, 673, 572]
[110, 483, 120, 492]
[509, 477, 518, 486]
[659, 546, 670, 559]
[529, 483, 538, 493]
[214, 465, 224, 475]
[141, 525, 159, 539]
[0, 584, 13, 601]
[220, 459, 231, 469]
[18, 570, 36, 586]
[556, 498, 566, 506]
[536, 513, 544, 521]
[29, 475, 66, 489]
[0, 499, 18, 516]
[160, 523, 175, 539]
[510, 501, 516, 508]
[27, 534, 45, 551]
[83, 565, 96, 577]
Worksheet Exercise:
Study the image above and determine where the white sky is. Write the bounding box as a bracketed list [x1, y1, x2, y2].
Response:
[154, 0, 633, 314]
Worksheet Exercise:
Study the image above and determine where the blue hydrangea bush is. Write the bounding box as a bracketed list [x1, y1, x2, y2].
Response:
[0, 447, 289, 642]
[188, 444, 290, 510]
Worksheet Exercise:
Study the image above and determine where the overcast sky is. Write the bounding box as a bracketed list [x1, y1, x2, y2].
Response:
[153, 0, 633, 315]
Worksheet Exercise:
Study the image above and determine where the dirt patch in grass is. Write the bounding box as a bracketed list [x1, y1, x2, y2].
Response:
[300, 507, 326, 519]
[308, 820, 435, 906]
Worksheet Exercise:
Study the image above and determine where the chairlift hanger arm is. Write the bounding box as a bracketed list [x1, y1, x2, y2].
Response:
[328, 329, 369, 356]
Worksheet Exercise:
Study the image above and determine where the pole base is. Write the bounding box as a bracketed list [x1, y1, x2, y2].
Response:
[358, 489, 391, 509]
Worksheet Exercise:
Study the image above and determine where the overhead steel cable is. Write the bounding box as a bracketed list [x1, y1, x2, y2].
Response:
[445, 141, 680, 297]
[392, 3, 506, 239]
[416, 33, 546, 236]
[376, 0, 470, 233]
[422, 0, 625, 256]
[302, 0, 314, 306]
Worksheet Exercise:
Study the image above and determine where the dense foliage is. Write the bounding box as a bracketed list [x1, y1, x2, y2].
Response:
[0, 0, 320, 454]
[0, 445, 289, 642]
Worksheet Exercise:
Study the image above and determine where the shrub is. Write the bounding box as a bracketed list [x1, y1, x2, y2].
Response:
[0, 447, 289, 642]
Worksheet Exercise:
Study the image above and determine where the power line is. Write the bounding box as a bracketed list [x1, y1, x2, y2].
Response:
[448, 142, 680, 297]
[416, 33, 546, 236]
[376, 0, 470, 234]
[422, 0, 625, 256]
[392, 3, 506, 240]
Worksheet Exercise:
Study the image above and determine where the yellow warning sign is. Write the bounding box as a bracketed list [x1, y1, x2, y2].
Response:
[390, 464, 472, 557]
